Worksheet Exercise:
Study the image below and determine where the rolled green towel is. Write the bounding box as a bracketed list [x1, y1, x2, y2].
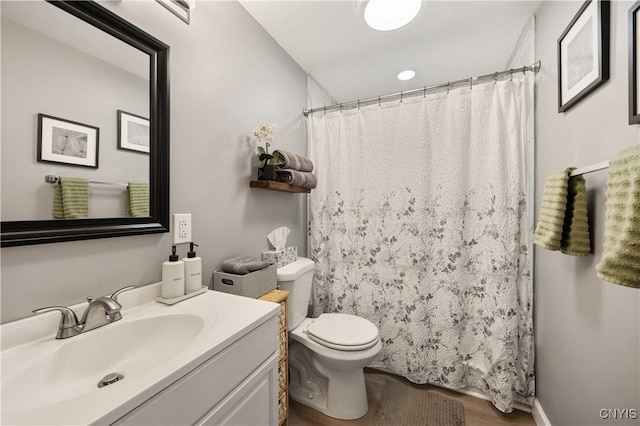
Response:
[596, 145, 640, 288]
[52, 177, 89, 219]
[126, 182, 149, 217]
[533, 168, 591, 256]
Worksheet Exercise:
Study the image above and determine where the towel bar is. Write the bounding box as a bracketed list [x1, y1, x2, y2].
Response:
[569, 161, 610, 177]
[45, 174, 129, 188]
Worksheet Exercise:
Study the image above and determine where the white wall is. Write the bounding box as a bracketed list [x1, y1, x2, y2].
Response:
[0, 1, 308, 323]
[535, 2, 640, 425]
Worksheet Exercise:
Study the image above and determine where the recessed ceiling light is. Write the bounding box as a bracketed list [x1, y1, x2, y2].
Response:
[364, 0, 421, 32]
[397, 70, 416, 81]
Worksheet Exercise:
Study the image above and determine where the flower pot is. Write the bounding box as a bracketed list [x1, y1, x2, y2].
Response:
[258, 164, 277, 181]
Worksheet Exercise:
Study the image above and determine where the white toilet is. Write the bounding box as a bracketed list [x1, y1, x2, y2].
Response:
[277, 257, 382, 420]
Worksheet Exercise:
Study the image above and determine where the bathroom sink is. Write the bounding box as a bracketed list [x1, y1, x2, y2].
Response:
[2, 314, 204, 411]
[0, 284, 280, 425]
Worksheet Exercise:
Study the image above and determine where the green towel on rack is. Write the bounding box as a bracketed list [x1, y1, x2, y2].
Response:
[596, 145, 640, 288]
[561, 175, 591, 256]
[52, 177, 89, 219]
[533, 168, 591, 255]
[126, 182, 149, 217]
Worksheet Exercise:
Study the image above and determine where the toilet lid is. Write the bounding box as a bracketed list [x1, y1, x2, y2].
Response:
[306, 313, 379, 351]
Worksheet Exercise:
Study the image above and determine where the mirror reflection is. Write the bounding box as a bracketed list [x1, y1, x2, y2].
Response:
[1, 0, 150, 221]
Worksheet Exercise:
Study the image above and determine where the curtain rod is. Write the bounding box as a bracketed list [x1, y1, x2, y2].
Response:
[303, 60, 541, 117]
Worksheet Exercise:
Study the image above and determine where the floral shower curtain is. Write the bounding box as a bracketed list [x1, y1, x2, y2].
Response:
[308, 77, 534, 412]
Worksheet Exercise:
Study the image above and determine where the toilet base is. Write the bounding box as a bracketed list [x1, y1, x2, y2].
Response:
[288, 341, 369, 420]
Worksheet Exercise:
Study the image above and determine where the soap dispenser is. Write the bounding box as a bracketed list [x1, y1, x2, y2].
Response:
[183, 242, 202, 294]
[162, 245, 185, 299]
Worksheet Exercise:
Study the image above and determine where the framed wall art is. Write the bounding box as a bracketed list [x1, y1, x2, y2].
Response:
[558, 0, 610, 113]
[629, 1, 640, 124]
[156, 0, 192, 25]
[37, 113, 99, 168]
[117, 110, 150, 154]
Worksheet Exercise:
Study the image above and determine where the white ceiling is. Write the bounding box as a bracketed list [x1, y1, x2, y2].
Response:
[239, 1, 541, 104]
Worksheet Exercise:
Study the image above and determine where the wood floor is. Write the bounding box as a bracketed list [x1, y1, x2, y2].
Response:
[288, 369, 536, 426]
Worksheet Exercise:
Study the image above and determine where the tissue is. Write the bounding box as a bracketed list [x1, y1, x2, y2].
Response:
[267, 226, 290, 251]
[263, 226, 297, 268]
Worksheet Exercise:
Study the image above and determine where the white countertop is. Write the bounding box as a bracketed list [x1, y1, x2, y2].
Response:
[1, 283, 279, 425]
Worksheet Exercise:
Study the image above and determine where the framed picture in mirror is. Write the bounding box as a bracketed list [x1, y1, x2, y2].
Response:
[557, 0, 610, 113]
[117, 110, 150, 154]
[37, 113, 99, 168]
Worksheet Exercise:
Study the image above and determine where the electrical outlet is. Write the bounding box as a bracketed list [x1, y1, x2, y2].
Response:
[173, 213, 192, 245]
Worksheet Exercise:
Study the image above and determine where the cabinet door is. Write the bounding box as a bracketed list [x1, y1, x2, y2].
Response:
[197, 353, 278, 426]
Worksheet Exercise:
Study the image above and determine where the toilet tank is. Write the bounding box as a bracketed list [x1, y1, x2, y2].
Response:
[276, 257, 315, 330]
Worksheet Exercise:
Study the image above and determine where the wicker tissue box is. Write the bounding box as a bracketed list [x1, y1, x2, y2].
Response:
[262, 246, 298, 268]
[213, 264, 277, 299]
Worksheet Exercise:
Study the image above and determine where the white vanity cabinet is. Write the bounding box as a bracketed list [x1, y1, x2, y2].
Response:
[113, 316, 279, 426]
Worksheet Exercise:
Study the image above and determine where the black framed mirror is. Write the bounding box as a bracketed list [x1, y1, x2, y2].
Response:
[1, 0, 169, 247]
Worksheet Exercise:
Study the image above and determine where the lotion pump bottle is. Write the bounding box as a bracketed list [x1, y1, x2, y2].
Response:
[161, 245, 184, 299]
[183, 242, 202, 294]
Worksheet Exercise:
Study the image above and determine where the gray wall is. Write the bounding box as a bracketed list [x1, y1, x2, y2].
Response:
[1, 1, 308, 322]
[535, 2, 640, 425]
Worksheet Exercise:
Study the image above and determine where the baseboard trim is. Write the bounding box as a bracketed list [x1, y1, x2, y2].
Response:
[447, 385, 532, 413]
[532, 398, 552, 426]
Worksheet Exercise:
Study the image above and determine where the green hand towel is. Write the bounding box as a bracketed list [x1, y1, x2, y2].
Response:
[533, 168, 572, 251]
[533, 168, 591, 256]
[126, 182, 149, 217]
[52, 177, 89, 219]
[596, 145, 640, 288]
[561, 175, 591, 256]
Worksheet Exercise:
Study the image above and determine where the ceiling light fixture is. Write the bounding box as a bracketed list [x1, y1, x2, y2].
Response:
[397, 70, 416, 81]
[364, 0, 421, 32]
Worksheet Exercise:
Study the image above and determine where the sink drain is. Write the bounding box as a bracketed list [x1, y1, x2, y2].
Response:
[98, 373, 124, 388]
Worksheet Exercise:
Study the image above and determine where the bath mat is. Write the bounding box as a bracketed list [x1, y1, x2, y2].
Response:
[375, 381, 466, 426]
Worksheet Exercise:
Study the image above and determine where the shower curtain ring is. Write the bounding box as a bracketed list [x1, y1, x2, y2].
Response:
[494, 72, 498, 84]
[469, 77, 473, 90]
[357, 99, 361, 109]
[423, 87, 427, 98]
[447, 82, 450, 94]
[509, 68, 514, 81]
[378, 96, 381, 106]
[400, 91, 404, 102]
[323, 106, 326, 116]
[339, 103, 343, 113]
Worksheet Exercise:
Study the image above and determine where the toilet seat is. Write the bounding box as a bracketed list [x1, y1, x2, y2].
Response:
[306, 313, 379, 351]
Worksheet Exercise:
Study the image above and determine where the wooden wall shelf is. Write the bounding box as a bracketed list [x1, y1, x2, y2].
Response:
[250, 180, 311, 194]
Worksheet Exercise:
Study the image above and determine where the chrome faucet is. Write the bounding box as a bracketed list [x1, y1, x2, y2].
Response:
[33, 285, 135, 339]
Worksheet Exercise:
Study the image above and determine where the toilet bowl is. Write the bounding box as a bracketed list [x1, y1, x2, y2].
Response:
[277, 258, 382, 420]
